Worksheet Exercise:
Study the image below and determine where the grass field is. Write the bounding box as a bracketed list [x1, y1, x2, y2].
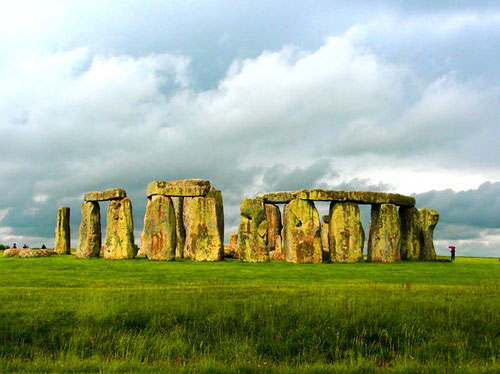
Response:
[0, 254, 498, 373]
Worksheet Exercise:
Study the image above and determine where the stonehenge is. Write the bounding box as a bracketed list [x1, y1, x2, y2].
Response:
[76, 188, 135, 259]
[143, 179, 224, 261]
[54, 207, 71, 254]
[67, 182, 439, 264]
[241, 189, 439, 263]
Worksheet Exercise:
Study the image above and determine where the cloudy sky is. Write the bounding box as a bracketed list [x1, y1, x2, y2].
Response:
[0, 1, 498, 257]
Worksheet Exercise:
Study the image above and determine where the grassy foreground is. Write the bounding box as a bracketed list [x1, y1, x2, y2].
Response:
[0, 255, 498, 373]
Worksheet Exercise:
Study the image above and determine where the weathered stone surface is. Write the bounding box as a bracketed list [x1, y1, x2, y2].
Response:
[283, 199, 322, 263]
[297, 190, 415, 207]
[229, 233, 238, 246]
[238, 198, 269, 262]
[206, 188, 224, 245]
[147, 179, 211, 198]
[171, 197, 185, 259]
[84, 188, 126, 202]
[265, 204, 282, 251]
[18, 249, 55, 258]
[367, 203, 401, 262]
[399, 207, 422, 261]
[54, 206, 71, 254]
[321, 222, 330, 262]
[3, 248, 21, 257]
[420, 209, 439, 261]
[183, 196, 223, 261]
[76, 201, 101, 258]
[328, 202, 364, 263]
[256, 191, 298, 204]
[140, 195, 176, 261]
[103, 198, 136, 259]
[270, 234, 285, 260]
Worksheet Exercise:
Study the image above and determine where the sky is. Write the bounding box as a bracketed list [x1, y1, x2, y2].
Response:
[0, 0, 498, 257]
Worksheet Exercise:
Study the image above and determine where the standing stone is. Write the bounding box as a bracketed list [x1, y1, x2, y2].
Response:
[283, 199, 322, 263]
[238, 198, 269, 262]
[270, 234, 285, 260]
[420, 209, 439, 261]
[265, 203, 282, 251]
[229, 233, 238, 246]
[328, 202, 364, 263]
[76, 201, 101, 258]
[224, 233, 239, 258]
[171, 197, 185, 259]
[206, 188, 224, 245]
[321, 222, 330, 262]
[103, 198, 136, 259]
[140, 195, 176, 261]
[54, 207, 71, 254]
[399, 207, 423, 261]
[183, 196, 223, 261]
[367, 203, 401, 262]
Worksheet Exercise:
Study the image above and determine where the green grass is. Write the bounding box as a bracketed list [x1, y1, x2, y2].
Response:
[0, 255, 498, 373]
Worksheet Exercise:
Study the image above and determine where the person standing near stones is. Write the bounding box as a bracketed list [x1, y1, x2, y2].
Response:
[450, 246, 456, 261]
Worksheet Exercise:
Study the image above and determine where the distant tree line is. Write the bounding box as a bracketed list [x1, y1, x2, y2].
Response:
[0, 244, 10, 250]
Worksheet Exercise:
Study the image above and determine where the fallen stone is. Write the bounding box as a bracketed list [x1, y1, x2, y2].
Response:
[140, 195, 176, 261]
[147, 179, 211, 198]
[399, 207, 423, 261]
[223, 244, 239, 258]
[328, 202, 364, 263]
[367, 203, 401, 262]
[238, 198, 269, 262]
[283, 199, 322, 263]
[265, 203, 282, 251]
[171, 197, 186, 259]
[256, 191, 298, 204]
[54, 206, 71, 254]
[297, 190, 415, 207]
[103, 198, 136, 259]
[420, 209, 439, 261]
[84, 188, 127, 202]
[18, 249, 55, 258]
[76, 201, 101, 258]
[3, 248, 21, 257]
[183, 196, 223, 261]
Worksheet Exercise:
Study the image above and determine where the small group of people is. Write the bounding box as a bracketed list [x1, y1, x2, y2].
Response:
[12, 243, 46, 249]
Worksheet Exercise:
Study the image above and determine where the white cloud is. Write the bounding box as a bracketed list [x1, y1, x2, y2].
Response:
[0, 30, 498, 253]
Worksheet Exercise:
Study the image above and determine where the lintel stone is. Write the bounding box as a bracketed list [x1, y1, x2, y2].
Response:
[297, 189, 415, 207]
[84, 188, 127, 202]
[256, 191, 298, 204]
[147, 179, 211, 197]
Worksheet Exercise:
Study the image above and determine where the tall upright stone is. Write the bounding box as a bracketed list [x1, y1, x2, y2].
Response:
[399, 207, 422, 261]
[171, 197, 185, 259]
[76, 201, 101, 258]
[283, 199, 322, 263]
[54, 206, 71, 254]
[206, 188, 224, 245]
[367, 203, 401, 262]
[238, 198, 269, 262]
[265, 203, 282, 251]
[103, 198, 136, 259]
[328, 202, 364, 263]
[141, 195, 176, 261]
[320, 222, 330, 262]
[420, 209, 439, 261]
[183, 196, 223, 261]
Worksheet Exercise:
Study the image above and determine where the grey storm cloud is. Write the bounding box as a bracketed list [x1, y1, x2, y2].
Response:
[0, 1, 498, 256]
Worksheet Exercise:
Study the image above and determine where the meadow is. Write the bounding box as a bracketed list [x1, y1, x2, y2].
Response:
[0, 254, 498, 373]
